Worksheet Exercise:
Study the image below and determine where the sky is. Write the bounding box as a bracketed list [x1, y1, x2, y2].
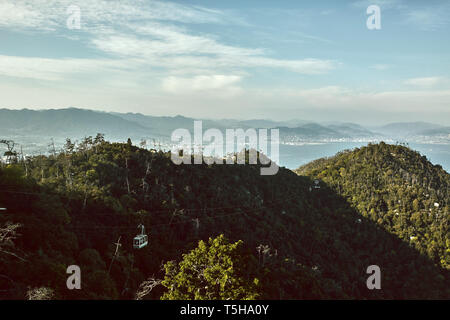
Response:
[0, 0, 449, 125]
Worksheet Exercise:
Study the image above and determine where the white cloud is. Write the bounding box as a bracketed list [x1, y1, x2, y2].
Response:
[0, 55, 136, 81]
[352, 0, 404, 10]
[248, 85, 450, 115]
[404, 77, 445, 88]
[404, 7, 449, 31]
[0, 1, 59, 30]
[89, 23, 336, 75]
[0, 0, 234, 30]
[91, 25, 264, 58]
[0, 0, 337, 83]
[2, 80, 450, 125]
[162, 75, 243, 96]
[353, 0, 449, 31]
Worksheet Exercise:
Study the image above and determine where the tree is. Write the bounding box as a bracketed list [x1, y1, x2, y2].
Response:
[94, 133, 105, 145]
[27, 287, 55, 300]
[161, 235, 260, 300]
[0, 139, 18, 164]
[135, 277, 161, 300]
[412, 199, 420, 212]
[0, 222, 25, 262]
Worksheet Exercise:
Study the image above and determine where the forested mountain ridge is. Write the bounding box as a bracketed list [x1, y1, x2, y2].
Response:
[296, 142, 449, 270]
[0, 139, 448, 299]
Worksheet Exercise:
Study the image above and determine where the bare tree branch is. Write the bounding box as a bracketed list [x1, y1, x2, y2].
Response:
[135, 277, 161, 300]
[27, 287, 55, 300]
[0, 222, 26, 261]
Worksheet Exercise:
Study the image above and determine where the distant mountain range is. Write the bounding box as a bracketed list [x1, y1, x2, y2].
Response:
[0, 108, 156, 138]
[0, 108, 449, 150]
[373, 122, 449, 138]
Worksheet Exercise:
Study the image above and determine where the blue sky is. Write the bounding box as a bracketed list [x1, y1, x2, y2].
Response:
[0, 0, 449, 125]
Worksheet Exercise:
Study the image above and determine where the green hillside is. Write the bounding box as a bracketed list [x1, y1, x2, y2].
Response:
[296, 142, 449, 269]
[0, 139, 448, 299]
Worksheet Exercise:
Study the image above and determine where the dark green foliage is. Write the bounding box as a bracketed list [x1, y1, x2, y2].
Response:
[296, 142, 449, 270]
[161, 235, 259, 300]
[0, 139, 448, 299]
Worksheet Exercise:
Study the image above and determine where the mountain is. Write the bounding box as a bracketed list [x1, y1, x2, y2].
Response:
[277, 122, 378, 141]
[296, 142, 449, 270]
[0, 109, 448, 161]
[233, 119, 310, 129]
[375, 122, 444, 138]
[2, 108, 448, 144]
[419, 126, 450, 137]
[327, 123, 376, 137]
[0, 108, 379, 141]
[0, 108, 155, 139]
[278, 123, 339, 138]
[233, 119, 284, 128]
[113, 112, 226, 137]
[0, 140, 448, 299]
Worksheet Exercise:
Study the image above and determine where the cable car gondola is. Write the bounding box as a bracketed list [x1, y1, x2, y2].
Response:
[313, 179, 321, 189]
[133, 224, 148, 249]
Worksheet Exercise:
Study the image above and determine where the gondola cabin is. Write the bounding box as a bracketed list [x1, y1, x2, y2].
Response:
[133, 224, 148, 249]
[313, 180, 320, 189]
[133, 234, 148, 249]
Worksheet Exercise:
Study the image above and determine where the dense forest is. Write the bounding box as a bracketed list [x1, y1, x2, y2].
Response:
[0, 137, 448, 299]
[296, 142, 449, 270]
